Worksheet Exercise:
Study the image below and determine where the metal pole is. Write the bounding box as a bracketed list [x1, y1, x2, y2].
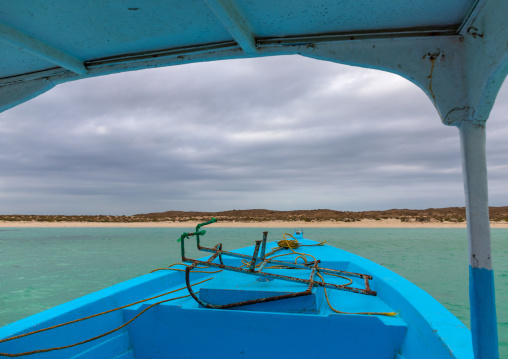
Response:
[458, 121, 499, 359]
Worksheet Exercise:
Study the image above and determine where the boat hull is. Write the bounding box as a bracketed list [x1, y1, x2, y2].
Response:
[0, 237, 473, 358]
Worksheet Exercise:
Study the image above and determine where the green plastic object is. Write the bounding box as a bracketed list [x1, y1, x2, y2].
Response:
[196, 217, 217, 231]
[177, 230, 206, 242]
[177, 218, 217, 242]
[178, 232, 189, 243]
[177, 218, 217, 259]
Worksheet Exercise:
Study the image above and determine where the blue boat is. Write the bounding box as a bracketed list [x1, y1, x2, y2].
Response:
[0, 0, 505, 357]
[0, 221, 472, 358]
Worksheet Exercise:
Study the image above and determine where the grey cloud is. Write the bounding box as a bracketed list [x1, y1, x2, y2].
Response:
[0, 55, 507, 214]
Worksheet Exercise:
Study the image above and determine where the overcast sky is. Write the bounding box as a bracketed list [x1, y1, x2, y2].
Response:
[1, 55, 507, 215]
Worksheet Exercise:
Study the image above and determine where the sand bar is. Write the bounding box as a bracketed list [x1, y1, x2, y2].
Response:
[1, 219, 508, 228]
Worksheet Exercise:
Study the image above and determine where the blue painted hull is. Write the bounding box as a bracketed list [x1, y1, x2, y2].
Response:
[0, 237, 473, 358]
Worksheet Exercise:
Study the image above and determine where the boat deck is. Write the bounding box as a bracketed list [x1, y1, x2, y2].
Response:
[0, 239, 472, 358]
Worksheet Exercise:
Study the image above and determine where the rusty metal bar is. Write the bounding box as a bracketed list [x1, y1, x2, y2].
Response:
[187, 257, 376, 296]
[308, 260, 319, 288]
[260, 231, 268, 260]
[185, 263, 318, 310]
[217, 243, 224, 265]
[185, 244, 372, 280]
[364, 276, 371, 293]
[204, 249, 221, 264]
[258, 259, 269, 272]
[185, 263, 314, 309]
[248, 241, 262, 271]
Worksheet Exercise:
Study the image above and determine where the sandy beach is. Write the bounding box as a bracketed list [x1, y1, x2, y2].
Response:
[1, 219, 508, 228]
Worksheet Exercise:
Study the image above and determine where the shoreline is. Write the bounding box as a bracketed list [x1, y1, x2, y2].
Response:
[1, 219, 508, 228]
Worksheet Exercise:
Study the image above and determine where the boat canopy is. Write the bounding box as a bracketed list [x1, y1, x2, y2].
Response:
[1, 1, 506, 358]
[1, 0, 506, 123]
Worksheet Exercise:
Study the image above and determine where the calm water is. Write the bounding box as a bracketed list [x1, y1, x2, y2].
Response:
[0, 227, 506, 357]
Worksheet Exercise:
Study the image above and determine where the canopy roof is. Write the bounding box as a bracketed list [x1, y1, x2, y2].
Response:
[1, 0, 475, 79]
[2, 0, 497, 115]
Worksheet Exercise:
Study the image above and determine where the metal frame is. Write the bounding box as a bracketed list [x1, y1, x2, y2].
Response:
[179, 223, 376, 309]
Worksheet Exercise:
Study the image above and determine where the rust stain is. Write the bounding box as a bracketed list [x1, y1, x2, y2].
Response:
[423, 52, 443, 103]
[429, 57, 436, 102]
[467, 27, 484, 39]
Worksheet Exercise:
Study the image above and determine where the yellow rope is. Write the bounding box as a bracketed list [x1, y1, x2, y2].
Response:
[277, 233, 326, 249]
[277, 233, 397, 317]
[264, 246, 283, 257]
[279, 233, 318, 263]
[277, 238, 299, 248]
[316, 272, 397, 317]
[150, 262, 222, 274]
[178, 236, 397, 318]
[0, 278, 212, 357]
[0, 294, 193, 357]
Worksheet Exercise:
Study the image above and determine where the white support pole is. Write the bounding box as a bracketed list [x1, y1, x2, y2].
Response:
[458, 121, 499, 359]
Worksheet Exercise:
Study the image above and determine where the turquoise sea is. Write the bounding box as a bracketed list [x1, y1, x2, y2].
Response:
[0, 227, 506, 357]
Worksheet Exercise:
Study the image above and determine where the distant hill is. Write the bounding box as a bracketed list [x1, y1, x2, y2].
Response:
[133, 207, 508, 223]
[2, 207, 508, 223]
